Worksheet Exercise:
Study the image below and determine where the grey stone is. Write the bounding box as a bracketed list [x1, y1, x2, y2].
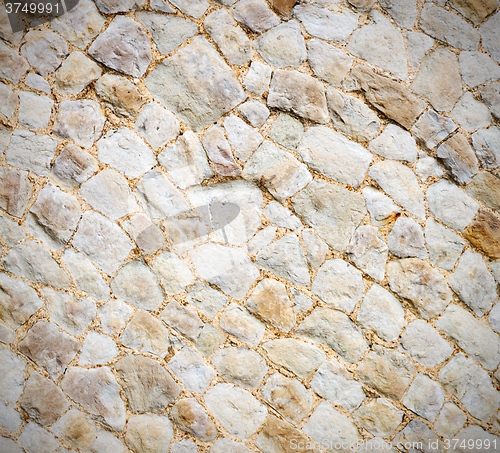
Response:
[293, 180, 367, 251]
[489, 302, 500, 333]
[369, 124, 418, 162]
[312, 259, 363, 312]
[135, 102, 179, 150]
[98, 300, 134, 337]
[213, 347, 267, 389]
[0, 405, 22, 435]
[21, 30, 68, 76]
[145, 36, 245, 132]
[303, 402, 360, 453]
[449, 0, 499, 25]
[480, 82, 500, 120]
[186, 280, 227, 320]
[0, 41, 28, 83]
[460, 51, 500, 88]
[204, 383, 267, 440]
[161, 300, 203, 341]
[449, 250, 497, 316]
[270, 113, 303, 150]
[50, 0, 105, 49]
[392, 420, 443, 453]
[171, 399, 217, 441]
[353, 399, 402, 438]
[369, 161, 425, 219]
[426, 180, 479, 231]
[115, 354, 181, 412]
[237, 100, 270, 128]
[95, 0, 147, 13]
[196, 324, 226, 357]
[308, 38, 353, 86]
[0, 215, 25, 248]
[379, 0, 417, 28]
[94, 74, 145, 119]
[88, 431, 128, 453]
[223, 114, 264, 161]
[472, 126, 500, 168]
[18, 92, 53, 129]
[346, 225, 388, 281]
[302, 228, 328, 269]
[204, 9, 252, 66]
[125, 414, 173, 453]
[0, 346, 26, 404]
[451, 92, 492, 132]
[55, 51, 101, 95]
[357, 284, 405, 342]
[79, 331, 119, 365]
[219, 303, 266, 346]
[53, 100, 105, 148]
[19, 422, 60, 453]
[18, 320, 80, 378]
[3, 241, 70, 287]
[244, 61, 272, 95]
[170, 0, 209, 17]
[122, 213, 164, 255]
[263, 338, 325, 378]
[0, 323, 15, 344]
[293, 4, 359, 42]
[202, 125, 241, 176]
[411, 110, 458, 151]
[439, 352, 500, 421]
[436, 304, 500, 370]
[159, 130, 214, 189]
[297, 307, 368, 363]
[467, 171, 500, 212]
[264, 201, 302, 230]
[267, 69, 329, 123]
[387, 217, 428, 259]
[136, 12, 197, 56]
[255, 21, 306, 68]
[246, 278, 295, 332]
[411, 47, 463, 112]
[62, 249, 110, 300]
[152, 250, 195, 295]
[88, 16, 152, 77]
[5, 130, 57, 176]
[0, 83, 17, 120]
[362, 186, 401, 227]
[310, 358, 365, 411]
[168, 346, 216, 393]
[50, 144, 99, 190]
[231, 0, 280, 33]
[403, 374, 445, 421]
[356, 345, 416, 400]
[50, 408, 98, 450]
[135, 169, 190, 219]
[347, 11, 408, 79]
[407, 32, 435, 69]
[120, 309, 170, 358]
[434, 402, 466, 438]
[415, 153, 444, 182]
[481, 11, 500, 64]
[171, 439, 198, 453]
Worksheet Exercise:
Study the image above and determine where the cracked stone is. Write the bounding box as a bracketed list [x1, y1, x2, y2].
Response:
[55, 51, 101, 95]
[237, 100, 270, 128]
[247, 225, 276, 254]
[21, 30, 68, 76]
[95, 74, 145, 119]
[244, 61, 272, 96]
[472, 126, 500, 168]
[51, 408, 98, 450]
[122, 213, 164, 255]
[115, 354, 181, 412]
[201, 125, 241, 176]
[125, 414, 173, 453]
[168, 346, 216, 393]
[411, 110, 457, 151]
[219, 303, 266, 346]
[50, 144, 99, 190]
[171, 398, 217, 442]
[79, 331, 119, 365]
[223, 114, 264, 161]
[231, 0, 280, 33]
[369, 124, 418, 162]
[135, 102, 179, 150]
[308, 38, 353, 86]
[463, 209, 500, 258]
[18, 91, 53, 129]
[387, 217, 428, 259]
[467, 171, 500, 212]
[98, 300, 134, 337]
[161, 301, 203, 341]
[353, 399, 402, 438]
[363, 186, 401, 227]
[0, 41, 28, 83]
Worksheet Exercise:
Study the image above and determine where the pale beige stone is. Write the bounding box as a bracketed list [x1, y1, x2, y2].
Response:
[125, 414, 173, 453]
[353, 398, 403, 438]
[95, 74, 145, 119]
[51, 408, 98, 450]
[213, 347, 267, 389]
[170, 398, 217, 441]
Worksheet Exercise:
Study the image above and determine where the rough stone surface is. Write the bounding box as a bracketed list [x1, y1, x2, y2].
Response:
[369, 124, 418, 162]
[308, 39, 353, 86]
[171, 398, 217, 441]
[55, 51, 102, 95]
[21, 30, 68, 76]
[161, 301, 203, 341]
[387, 217, 428, 259]
[452, 92, 492, 132]
[472, 126, 500, 168]
[467, 171, 500, 212]
[237, 100, 270, 128]
[135, 102, 180, 150]
[51, 408, 98, 450]
[402, 374, 445, 422]
[244, 61, 272, 96]
[232, 0, 280, 33]
[50, 144, 99, 190]
[463, 209, 500, 259]
[437, 133, 479, 185]
[125, 414, 173, 453]
[213, 347, 267, 389]
[353, 399, 402, 439]
[411, 110, 457, 151]
[480, 83, 500, 120]
[480, 11, 500, 64]
[363, 186, 401, 226]
[0, 41, 29, 83]
[392, 420, 443, 453]
[95, 74, 145, 119]
[223, 114, 264, 161]
[168, 346, 216, 393]
[434, 402, 467, 438]
[18, 91, 54, 129]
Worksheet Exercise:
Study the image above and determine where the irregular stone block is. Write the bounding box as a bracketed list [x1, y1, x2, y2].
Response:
[21, 30, 68, 76]
[363, 186, 401, 227]
[0, 346, 26, 404]
[244, 61, 272, 96]
[168, 346, 216, 393]
[0, 40, 28, 83]
[202, 125, 241, 176]
[237, 99, 270, 128]
[171, 399, 217, 441]
[387, 217, 428, 259]
[449, 0, 499, 25]
[50, 144, 98, 190]
[161, 300, 203, 341]
[308, 38, 353, 86]
[0, 168, 33, 218]
[392, 420, 443, 453]
[411, 109, 457, 151]
[463, 209, 500, 258]
[125, 414, 173, 453]
[51, 408, 98, 450]
[353, 399, 402, 438]
[219, 303, 265, 346]
[79, 331, 119, 365]
[480, 11, 500, 64]
[231, 0, 280, 32]
[213, 347, 267, 389]
[369, 124, 418, 162]
[18, 91, 53, 129]
[407, 31, 434, 69]
[467, 171, 500, 212]
[98, 300, 134, 337]
[402, 374, 445, 422]
[55, 51, 101, 95]
[472, 126, 500, 168]
[135, 102, 179, 150]
[379, 0, 417, 28]
[94, 74, 144, 119]
[451, 92, 492, 132]
[223, 114, 264, 161]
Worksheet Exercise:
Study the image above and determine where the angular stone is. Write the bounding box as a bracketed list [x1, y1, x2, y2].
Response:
[347, 11, 408, 79]
[369, 124, 418, 162]
[403, 374, 444, 422]
[62, 249, 110, 300]
[0, 346, 26, 405]
[55, 51, 101, 95]
[392, 420, 443, 453]
[452, 92, 492, 132]
[480, 83, 500, 120]
[21, 30, 68, 76]
[411, 110, 457, 151]
[379, 0, 417, 28]
[125, 414, 173, 453]
[467, 171, 500, 212]
[79, 331, 119, 365]
[263, 201, 301, 231]
[53, 100, 105, 148]
[387, 217, 428, 259]
[120, 310, 169, 358]
[88, 431, 128, 453]
[5, 130, 56, 176]
[213, 347, 267, 389]
[202, 125, 241, 176]
[303, 401, 360, 453]
[424, 219, 464, 268]
[439, 353, 500, 421]
[353, 399, 402, 438]
[450, 0, 499, 24]
[223, 114, 264, 161]
[0, 323, 15, 344]
[463, 209, 500, 258]
[269, 115, 302, 152]
[51, 408, 98, 450]
[135, 103, 179, 150]
[472, 126, 500, 168]
[115, 354, 181, 412]
[268, 69, 329, 124]
[196, 324, 226, 357]
[98, 300, 134, 337]
[18, 91, 54, 129]
[122, 213, 164, 255]
[24, 72, 51, 93]
[292, 180, 367, 251]
[237, 100, 270, 128]
[363, 186, 401, 227]
[19, 320, 80, 378]
[0, 83, 17, 120]
[168, 346, 216, 393]
[43, 288, 95, 336]
[480, 11, 500, 64]
[231, 0, 280, 32]
[152, 250, 194, 295]
[415, 153, 444, 182]
[204, 9, 252, 66]
[434, 402, 466, 438]
[3, 241, 70, 287]
[94, 74, 145, 119]
[310, 358, 365, 411]
[146, 36, 245, 131]
[0, 40, 28, 83]
[73, 211, 133, 275]
[19, 421, 60, 453]
[247, 225, 277, 254]
[135, 169, 190, 219]
[436, 304, 500, 370]
[345, 65, 426, 129]
[189, 243, 259, 299]
[357, 346, 416, 400]
[436, 133, 479, 185]
[0, 273, 43, 329]
[50, 144, 98, 190]
[89, 16, 151, 77]
[449, 250, 497, 316]
[137, 12, 197, 56]
[0, 398, 22, 432]
[219, 303, 265, 346]
[244, 61, 272, 96]
[170, 0, 208, 17]
[171, 399, 217, 442]
[301, 228, 328, 270]
[407, 31, 435, 69]
[369, 161, 425, 219]
[50, 0, 106, 49]
[0, 215, 25, 248]
[459, 51, 500, 89]
[95, 0, 147, 13]
[161, 301, 203, 341]
[307, 38, 352, 86]
[346, 225, 388, 281]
